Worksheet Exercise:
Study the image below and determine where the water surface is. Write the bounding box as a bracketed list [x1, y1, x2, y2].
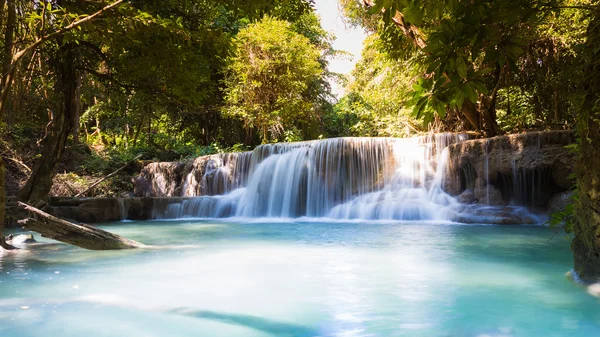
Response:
[0, 220, 598, 337]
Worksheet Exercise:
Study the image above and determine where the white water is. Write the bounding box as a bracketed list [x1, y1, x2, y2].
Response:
[156, 134, 481, 221]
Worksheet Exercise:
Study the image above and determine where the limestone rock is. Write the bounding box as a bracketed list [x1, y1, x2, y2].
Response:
[444, 130, 576, 209]
[47, 197, 122, 223]
[6, 234, 37, 244]
[473, 185, 505, 205]
[450, 205, 539, 225]
[457, 189, 475, 203]
[134, 152, 249, 197]
[548, 190, 575, 214]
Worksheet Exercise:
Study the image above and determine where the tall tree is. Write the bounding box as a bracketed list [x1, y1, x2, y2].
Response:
[572, 5, 600, 282]
[222, 16, 326, 143]
[13, 0, 126, 202]
[349, 0, 586, 135]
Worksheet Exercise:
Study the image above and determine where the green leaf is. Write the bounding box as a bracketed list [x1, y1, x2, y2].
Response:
[455, 90, 465, 108]
[464, 83, 478, 102]
[368, 0, 387, 14]
[457, 57, 467, 78]
[432, 98, 447, 118]
[477, 67, 494, 75]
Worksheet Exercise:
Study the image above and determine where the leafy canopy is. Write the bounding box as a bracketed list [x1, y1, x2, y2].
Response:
[223, 16, 325, 143]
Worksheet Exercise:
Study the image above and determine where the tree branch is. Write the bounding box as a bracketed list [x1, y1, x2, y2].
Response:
[11, 0, 125, 66]
[0, 0, 125, 119]
[361, 0, 427, 49]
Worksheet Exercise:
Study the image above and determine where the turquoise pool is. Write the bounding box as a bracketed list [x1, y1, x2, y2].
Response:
[0, 220, 598, 337]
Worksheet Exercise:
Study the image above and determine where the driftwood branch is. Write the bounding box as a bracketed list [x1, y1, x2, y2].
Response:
[17, 201, 145, 250]
[75, 154, 142, 197]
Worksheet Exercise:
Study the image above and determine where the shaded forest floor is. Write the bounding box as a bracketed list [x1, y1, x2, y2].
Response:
[2, 127, 142, 198]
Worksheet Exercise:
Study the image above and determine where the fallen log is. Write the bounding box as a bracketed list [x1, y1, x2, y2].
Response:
[17, 202, 145, 250]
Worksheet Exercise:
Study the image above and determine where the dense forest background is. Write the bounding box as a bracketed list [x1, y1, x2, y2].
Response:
[0, 0, 595, 201]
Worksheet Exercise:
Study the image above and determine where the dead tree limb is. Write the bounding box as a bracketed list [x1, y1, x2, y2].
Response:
[17, 201, 145, 250]
[75, 154, 142, 197]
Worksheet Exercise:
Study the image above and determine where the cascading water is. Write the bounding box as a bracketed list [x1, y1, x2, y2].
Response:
[154, 133, 475, 221]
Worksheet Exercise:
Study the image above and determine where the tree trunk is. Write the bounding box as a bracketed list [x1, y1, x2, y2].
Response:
[132, 113, 143, 146]
[362, 0, 501, 134]
[461, 100, 481, 131]
[0, 0, 16, 121]
[572, 7, 600, 283]
[73, 72, 83, 143]
[0, 0, 125, 122]
[19, 43, 78, 202]
[124, 91, 132, 147]
[17, 202, 145, 250]
[0, 160, 17, 250]
[0, 0, 6, 33]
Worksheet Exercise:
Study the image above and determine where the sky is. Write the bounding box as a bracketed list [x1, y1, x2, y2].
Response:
[313, 0, 367, 99]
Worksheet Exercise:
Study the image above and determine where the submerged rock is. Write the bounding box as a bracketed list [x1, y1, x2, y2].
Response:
[450, 205, 539, 225]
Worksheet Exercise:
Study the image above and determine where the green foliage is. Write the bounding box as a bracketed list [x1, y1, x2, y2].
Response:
[3, 0, 325, 154]
[546, 141, 580, 232]
[547, 189, 578, 233]
[222, 16, 327, 143]
[495, 87, 539, 131]
[327, 35, 423, 137]
[346, 0, 592, 133]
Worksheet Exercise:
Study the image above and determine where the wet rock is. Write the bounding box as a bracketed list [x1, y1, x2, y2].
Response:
[473, 185, 505, 205]
[43, 197, 187, 223]
[47, 198, 122, 223]
[587, 283, 600, 297]
[134, 161, 189, 197]
[450, 205, 539, 225]
[548, 190, 575, 214]
[134, 153, 250, 197]
[133, 175, 153, 197]
[444, 130, 576, 209]
[6, 234, 37, 244]
[552, 159, 575, 190]
[457, 189, 475, 203]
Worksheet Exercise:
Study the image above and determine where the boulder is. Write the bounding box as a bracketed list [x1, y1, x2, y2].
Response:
[457, 189, 475, 203]
[548, 190, 575, 214]
[6, 234, 37, 244]
[473, 185, 505, 205]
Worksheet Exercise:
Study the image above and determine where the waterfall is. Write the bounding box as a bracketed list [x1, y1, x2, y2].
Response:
[117, 198, 128, 221]
[151, 133, 472, 221]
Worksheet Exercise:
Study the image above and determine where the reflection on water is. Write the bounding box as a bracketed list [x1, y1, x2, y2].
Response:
[0, 220, 598, 337]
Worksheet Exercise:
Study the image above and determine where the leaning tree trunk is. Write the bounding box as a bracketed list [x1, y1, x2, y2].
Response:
[17, 202, 145, 250]
[572, 7, 600, 283]
[19, 43, 77, 203]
